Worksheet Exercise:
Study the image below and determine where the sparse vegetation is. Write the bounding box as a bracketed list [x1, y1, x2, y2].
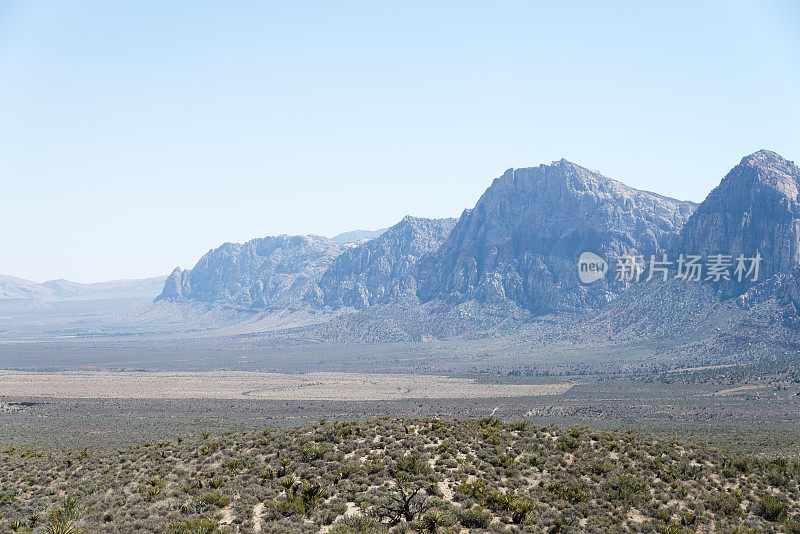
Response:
[2, 418, 799, 532]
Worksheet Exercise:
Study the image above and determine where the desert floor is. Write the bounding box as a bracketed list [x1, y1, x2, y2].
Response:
[0, 370, 573, 400]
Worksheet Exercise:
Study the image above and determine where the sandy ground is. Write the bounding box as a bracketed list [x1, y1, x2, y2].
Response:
[0, 370, 572, 401]
[705, 384, 766, 397]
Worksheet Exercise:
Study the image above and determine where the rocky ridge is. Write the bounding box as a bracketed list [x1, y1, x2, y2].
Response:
[159, 235, 343, 310]
[319, 216, 456, 309]
[157, 217, 456, 312]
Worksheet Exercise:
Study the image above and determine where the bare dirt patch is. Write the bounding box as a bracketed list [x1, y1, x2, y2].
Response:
[705, 384, 766, 397]
[0, 370, 573, 401]
[252, 502, 265, 533]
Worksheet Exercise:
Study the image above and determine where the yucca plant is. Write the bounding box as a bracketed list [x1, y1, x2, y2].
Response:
[300, 481, 325, 507]
[142, 485, 161, 499]
[510, 498, 532, 524]
[418, 510, 452, 533]
[44, 522, 80, 534]
[279, 475, 297, 493]
[44, 497, 82, 534]
[180, 498, 198, 514]
[48, 496, 80, 521]
[167, 518, 219, 534]
[9, 519, 32, 532]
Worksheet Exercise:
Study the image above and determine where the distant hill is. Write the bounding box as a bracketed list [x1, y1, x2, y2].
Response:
[0, 275, 166, 301]
[0, 275, 50, 300]
[330, 227, 389, 244]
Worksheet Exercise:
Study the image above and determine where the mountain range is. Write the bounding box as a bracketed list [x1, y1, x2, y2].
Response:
[158, 151, 795, 305]
[4, 150, 799, 356]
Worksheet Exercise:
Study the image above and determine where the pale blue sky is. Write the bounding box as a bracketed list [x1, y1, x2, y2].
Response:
[1, 1, 798, 283]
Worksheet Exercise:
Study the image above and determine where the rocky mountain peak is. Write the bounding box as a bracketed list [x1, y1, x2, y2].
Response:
[160, 267, 190, 301]
[737, 149, 799, 198]
[672, 150, 800, 295]
[417, 160, 696, 313]
[384, 215, 450, 239]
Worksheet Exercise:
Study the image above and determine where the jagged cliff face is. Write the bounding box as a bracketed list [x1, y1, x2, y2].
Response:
[417, 160, 696, 313]
[319, 216, 456, 309]
[158, 235, 343, 309]
[673, 150, 800, 296]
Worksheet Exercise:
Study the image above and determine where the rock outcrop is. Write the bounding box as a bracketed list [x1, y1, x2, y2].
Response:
[738, 267, 800, 313]
[319, 216, 456, 309]
[417, 159, 696, 313]
[157, 235, 344, 309]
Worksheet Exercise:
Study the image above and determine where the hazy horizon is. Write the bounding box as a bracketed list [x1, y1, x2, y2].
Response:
[2, 1, 799, 283]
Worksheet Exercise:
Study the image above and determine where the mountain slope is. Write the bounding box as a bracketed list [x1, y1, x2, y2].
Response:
[40, 277, 168, 300]
[0, 275, 52, 300]
[417, 159, 696, 313]
[319, 216, 456, 309]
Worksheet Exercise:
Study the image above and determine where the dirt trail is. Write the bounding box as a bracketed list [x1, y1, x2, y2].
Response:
[253, 502, 265, 533]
